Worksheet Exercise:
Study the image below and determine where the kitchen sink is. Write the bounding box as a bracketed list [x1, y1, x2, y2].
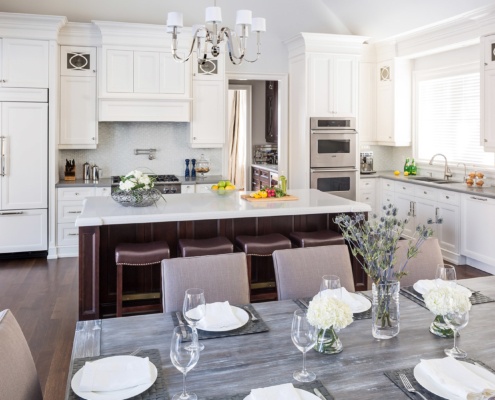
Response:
[433, 180, 463, 184]
[408, 176, 461, 184]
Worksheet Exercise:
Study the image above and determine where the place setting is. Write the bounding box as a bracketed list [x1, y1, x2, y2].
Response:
[171, 288, 269, 341]
[69, 348, 166, 400]
[400, 265, 495, 309]
[295, 275, 372, 320]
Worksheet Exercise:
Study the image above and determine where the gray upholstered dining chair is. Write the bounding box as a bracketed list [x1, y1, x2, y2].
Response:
[161, 252, 250, 312]
[394, 237, 444, 287]
[272, 245, 355, 301]
[0, 309, 43, 400]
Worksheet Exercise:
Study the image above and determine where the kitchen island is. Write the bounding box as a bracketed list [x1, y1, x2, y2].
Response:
[75, 189, 370, 320]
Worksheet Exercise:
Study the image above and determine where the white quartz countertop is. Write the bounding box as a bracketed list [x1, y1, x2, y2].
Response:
[75, 189, 371, 227]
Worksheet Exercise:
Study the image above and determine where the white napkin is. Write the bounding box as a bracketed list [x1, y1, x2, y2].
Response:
[78, 356, 152, 392]
[317, 287, 362, 311]
[417, 357, 495, 398]
[414, 279, 472, 296]
[197, 301, 242, 330]
[250, 383, 301, 400]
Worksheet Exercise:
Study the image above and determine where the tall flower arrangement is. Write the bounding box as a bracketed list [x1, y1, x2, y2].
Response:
[334, 204, 435, 286]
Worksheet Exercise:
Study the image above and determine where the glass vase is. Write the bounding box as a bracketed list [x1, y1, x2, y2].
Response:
[314, 326, 343, 354]
[430, 315, 455, 338]
[372, 281, 400, 339]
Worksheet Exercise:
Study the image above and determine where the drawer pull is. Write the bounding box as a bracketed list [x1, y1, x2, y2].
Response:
[68, 233, 79, 236]
[424, 191, 427, 194]
[470, 196, 488, 202]
[0, 211, 23, 215]
[68, 211, 81, 214]
[446, 196, 450, 199]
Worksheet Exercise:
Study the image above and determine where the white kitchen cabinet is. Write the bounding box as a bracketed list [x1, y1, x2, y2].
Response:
[359, 178, 376, 214]
[461, 194, 495, 266]
[59, 46, 98, 149]
[308, 54, 358, 117]
[393, 191, 417, 238]
[106, 49, 134, 93]
[0, 38, 49, 88]
[191, 79, 226, 148]
[181, 184, 195, 194]
[195, 183, 211, 193]
[0, 209, 47, 253]
[358, 62, 376, 143]
[134, 51, 160, 93]
[481, 34, 495, 151]
[95, 187, 111, 196]
[375, 59, 412, 146]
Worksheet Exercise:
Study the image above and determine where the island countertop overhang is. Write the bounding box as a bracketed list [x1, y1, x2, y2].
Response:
[75, 189, 371, 227]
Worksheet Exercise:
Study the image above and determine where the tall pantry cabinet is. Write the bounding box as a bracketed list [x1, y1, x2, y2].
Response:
[0, 14, 67, 255]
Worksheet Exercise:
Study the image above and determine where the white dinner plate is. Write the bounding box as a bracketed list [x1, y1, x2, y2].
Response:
[413, 361, 489, 400]
[71, 356, 157, 400]
[196, 306, 249, 332]
[243, 387, 320, 400]
[313, 291, 371, 314]
[413, 280, 472, 296]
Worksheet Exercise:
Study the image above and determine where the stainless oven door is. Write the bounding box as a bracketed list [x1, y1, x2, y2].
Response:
[310, 131, 357, 168]
[310, 168, 358, 200]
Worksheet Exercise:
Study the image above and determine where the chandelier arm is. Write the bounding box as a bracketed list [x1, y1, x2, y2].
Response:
[242, 32, 262, 63]
[219, 27, 245, 65]
[170, 30, 198, 63]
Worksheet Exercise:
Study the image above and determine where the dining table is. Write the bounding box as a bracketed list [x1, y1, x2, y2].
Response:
[65, 276, 495, 400]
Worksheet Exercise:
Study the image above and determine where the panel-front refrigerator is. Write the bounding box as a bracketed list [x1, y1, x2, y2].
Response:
[0, 98, 48, 253]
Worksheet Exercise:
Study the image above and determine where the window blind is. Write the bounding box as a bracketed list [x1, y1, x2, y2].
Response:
[416, 68, 494, 167]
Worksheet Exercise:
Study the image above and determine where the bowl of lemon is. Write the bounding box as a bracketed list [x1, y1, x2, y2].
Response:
[209, 180, 238, 196]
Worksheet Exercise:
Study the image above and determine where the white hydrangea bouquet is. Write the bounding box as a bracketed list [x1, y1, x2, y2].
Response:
[112, 170, 163, 207]
[306, 296, 353, 354]
[424, 286, 472, 338]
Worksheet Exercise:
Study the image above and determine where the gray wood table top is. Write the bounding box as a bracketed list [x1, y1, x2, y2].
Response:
[67, 276, 495, 400]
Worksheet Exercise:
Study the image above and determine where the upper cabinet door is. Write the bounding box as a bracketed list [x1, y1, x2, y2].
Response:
[160, 52, 189, 96]
[61, 46, 96, 77]
[332, 57, 357, 116]
[106, 50, 133, 93]
[1, 39, 49, 88]
[134, 51, 160, 93]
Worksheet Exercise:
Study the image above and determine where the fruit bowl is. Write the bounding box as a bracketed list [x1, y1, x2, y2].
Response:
[208, 188, 239, 196]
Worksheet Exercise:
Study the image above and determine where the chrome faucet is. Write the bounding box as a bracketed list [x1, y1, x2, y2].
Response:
[457, 162, 467, 182]
[429, 153, 452, 180]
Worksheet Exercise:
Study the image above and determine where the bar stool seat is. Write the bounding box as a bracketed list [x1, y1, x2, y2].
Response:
[235, 233, 291, 302]
[289, 230, 344, 248]
[178, 237, 233, 257]
[115, 241, 170, 317]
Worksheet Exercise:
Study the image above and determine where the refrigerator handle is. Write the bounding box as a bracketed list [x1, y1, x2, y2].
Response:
[1, 136, 6, 177]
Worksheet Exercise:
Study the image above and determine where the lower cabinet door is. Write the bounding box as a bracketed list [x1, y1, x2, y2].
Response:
[57, 222, 79, 247]
[0, 209, 47, 253]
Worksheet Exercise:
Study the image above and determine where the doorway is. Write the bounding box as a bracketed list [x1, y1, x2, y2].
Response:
[225, 73, 288, 192]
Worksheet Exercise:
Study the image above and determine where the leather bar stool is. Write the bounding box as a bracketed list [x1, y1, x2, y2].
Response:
[289, 230, 345, 248]
[235, 233, 291, 302]
[115, 241, 170, 317]
[178, 237, 233, 257]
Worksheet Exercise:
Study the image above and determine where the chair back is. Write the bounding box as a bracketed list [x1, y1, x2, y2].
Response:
[0, 309, 43, 400]
[272, 245, 355, 301]
[394, 237, 443, 287]
[162, 252, 250, 312]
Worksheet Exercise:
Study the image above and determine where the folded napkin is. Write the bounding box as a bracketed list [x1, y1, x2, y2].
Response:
[417, 357, 495, 399]
[250, 383, 301, 400]
[79, 355, 152, 392]
[414, 279, 472, 296]
[196, 301, 242, 330]
[316, 287, 363, 311]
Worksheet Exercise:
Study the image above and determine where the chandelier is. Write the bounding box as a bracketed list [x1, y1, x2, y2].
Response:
[166, 3, 266, 65]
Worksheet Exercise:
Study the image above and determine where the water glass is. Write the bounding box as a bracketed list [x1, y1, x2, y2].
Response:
[183, 288, 206, 351]
[320, 274, 342, 299]
[444, 309, 469, 359]
[291, 309, 317, 382]
[435, 264, 457, 287]
[170, 325, 200, 400]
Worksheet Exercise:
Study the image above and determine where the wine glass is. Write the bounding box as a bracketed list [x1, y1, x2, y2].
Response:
[291, 309, 318, 382]
[443, 308, 469, 359]
[183, 288, 206, 351]
[170, 325, 200, 400]
[320, 275, 342, 299]
[435, 264, 457, 288]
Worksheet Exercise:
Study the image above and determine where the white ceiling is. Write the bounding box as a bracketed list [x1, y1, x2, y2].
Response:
[1, 0, 494, 41]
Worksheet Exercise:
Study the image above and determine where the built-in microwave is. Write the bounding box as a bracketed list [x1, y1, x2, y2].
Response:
[310, 117, 357, 168]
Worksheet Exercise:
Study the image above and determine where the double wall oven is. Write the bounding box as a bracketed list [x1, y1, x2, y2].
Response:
[309, 117, 358, 200]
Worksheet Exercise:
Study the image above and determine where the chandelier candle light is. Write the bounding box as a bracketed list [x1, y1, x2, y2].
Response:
[166, 2, 266, 65]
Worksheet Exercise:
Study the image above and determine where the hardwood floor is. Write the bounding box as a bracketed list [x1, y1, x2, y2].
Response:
[0, 256, 491, 400]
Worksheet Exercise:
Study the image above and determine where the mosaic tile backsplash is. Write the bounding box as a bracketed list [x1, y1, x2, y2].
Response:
[58, 122, 223, 179]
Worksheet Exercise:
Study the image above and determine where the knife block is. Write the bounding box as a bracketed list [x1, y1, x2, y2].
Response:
[64, 165, 76, 181]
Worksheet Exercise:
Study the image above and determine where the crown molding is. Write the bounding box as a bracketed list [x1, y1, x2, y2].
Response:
[0, 12, 67, 41]
[58, 22, 101, 47]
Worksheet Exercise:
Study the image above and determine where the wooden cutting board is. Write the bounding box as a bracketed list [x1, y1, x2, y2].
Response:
[241, 194, 299, 202]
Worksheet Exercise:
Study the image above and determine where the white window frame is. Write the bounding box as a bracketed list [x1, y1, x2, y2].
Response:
[412, 62, 495, 170]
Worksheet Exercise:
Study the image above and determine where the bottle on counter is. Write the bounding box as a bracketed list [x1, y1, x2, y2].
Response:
[185, 159, 190, 177]
[279, 171, 287, 194]
[404, 158, 410, 174]
[410, 159, 417, 175]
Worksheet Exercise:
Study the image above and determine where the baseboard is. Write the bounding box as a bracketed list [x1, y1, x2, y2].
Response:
[465, 257, 495, 275]
[57, 246, 78, 258]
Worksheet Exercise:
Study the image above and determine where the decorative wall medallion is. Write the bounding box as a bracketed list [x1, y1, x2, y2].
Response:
[380, 66, 391, 81]
[197, 59, 218, 75]
[67, 53, 90, 71]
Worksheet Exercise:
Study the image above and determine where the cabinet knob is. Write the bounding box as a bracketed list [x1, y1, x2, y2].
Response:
[485, 63, 488, 66]
[75, 193, 79, 195]
[2, 79, 6, 83]
[484, 138, 488, 142]
[92, 137, 95, 141]
[193, 137, 197, 140]
[446, 196, 450, 199]
[93, 70, 96, 73]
